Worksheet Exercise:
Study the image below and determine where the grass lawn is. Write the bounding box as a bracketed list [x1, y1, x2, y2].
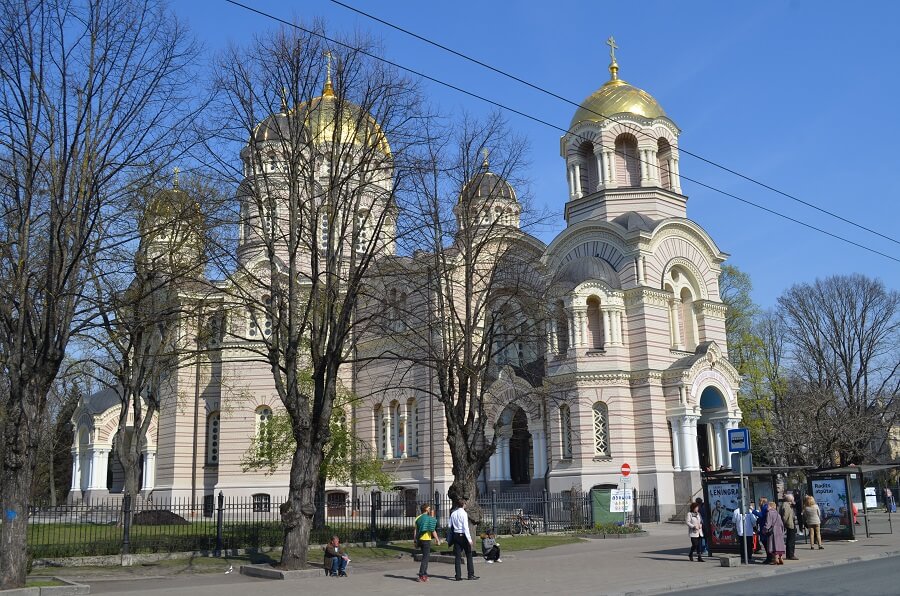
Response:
[26, 578, 66, 587]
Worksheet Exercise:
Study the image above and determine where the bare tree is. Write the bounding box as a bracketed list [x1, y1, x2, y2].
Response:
[370, 113, 546, 520]
[776, 274, 900, 466]
[0, 0, 199, 587]
[83, 176, 213, 503]
[206, 24, 426, 569]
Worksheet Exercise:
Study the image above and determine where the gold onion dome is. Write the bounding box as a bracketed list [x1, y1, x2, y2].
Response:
[570, 37, 666, 128]
[141, 168, 202, 233]
[460, 150, 517, 203]
[252, 55, 391, 156]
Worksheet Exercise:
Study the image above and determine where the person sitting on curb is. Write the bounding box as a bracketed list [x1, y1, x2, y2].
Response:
[481, 531, 502, 563]
[324, 535, 349, 577]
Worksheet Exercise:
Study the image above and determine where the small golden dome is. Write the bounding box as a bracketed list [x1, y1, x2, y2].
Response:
[570, 37, 666, 128]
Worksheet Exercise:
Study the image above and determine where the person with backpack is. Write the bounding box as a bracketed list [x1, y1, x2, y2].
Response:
[414, 503, 441, 582]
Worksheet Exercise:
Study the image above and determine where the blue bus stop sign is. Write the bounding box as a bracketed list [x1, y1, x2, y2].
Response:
[728, 428, 750, 453]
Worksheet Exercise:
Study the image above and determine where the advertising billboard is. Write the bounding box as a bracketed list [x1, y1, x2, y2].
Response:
[809, 476, 853, 539]
[705, 480, 741, 549]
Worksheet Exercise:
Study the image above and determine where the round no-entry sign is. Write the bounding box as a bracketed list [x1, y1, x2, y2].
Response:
[621, 463, 631, 477]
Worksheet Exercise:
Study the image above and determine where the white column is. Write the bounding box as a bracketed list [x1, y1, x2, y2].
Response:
[532, 431, 545, 478]
[573, 309, 586, 348]
[400, 403, 409, 458]
[614, 311, 623, 345]
[602, 310, 612, 347]
[88, 448, 109, 490]
[142, 451, 156, 491]
[382, 411, 393, 459]
[573, 163, 582, 197]
[667, 158, 675, 190]
[596, 153, 605, 188]
[669, 418, 682, 471]
[671, 299, 683, 349]
[499, 437, 511, 481]
[637, 256, 645, 285]
[70, 449, 81, 492]
[547, 319, 557, 356]
[567, 165, 575, 198]
[605, 150, 616, 187]
[639, 149, 649, 185]
[673, 158, 681, 191]
[488, 447, 501, 481]
[682, 416, 700, 471]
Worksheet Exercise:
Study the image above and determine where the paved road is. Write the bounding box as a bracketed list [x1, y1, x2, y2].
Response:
[61, 523, 900, 596]
[669, 555, 900, 596]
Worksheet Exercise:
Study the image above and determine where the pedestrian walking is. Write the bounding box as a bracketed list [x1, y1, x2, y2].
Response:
[414, 503, 441, 582]
[694, 497, 713, 557]
[803, 495, 824, 550]
[686, 502, 705, 562]
[448, 496, 478, 581]
[754, 497, 770, 561]
[779, 494, 799, 560]
[732, 505, 757, 564]
[764, 501, 786, 565]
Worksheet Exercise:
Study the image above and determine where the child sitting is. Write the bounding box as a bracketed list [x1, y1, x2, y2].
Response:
[481, 531, 502, 563]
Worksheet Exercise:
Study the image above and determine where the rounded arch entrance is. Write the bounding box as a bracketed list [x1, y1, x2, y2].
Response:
[697, 386, 730, 471]
[489, 404, 543, 487]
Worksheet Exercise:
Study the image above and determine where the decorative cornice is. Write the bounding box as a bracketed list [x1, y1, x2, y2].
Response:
[623, 287, 670, 308]
[695, 299, 727, 319]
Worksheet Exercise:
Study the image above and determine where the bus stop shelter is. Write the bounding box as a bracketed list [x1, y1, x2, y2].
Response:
[810, 464, 900, 539]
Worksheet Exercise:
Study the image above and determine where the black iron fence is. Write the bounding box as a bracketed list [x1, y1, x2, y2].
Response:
[27, 488, 658, 559]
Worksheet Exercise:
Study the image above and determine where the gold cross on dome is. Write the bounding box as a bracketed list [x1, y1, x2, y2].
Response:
[482, 147, 490, 168]
[606, 36, 618, 62]
[173, 166, 179, 189]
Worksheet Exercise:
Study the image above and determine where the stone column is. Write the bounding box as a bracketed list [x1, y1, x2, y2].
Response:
[573, 308, 586, 348]
[605, 150, 617, 187]
[70, 449, 81, 493]
[142, 451, 156, 491]
[673, 158, 681, 192]
[382, 410, 393, 459]
[667, 158, 675, 190]
[488, 446, 501, 481]
[88, 448, 110, 490]
[499, 436, 511, 481]
[669, 417, 682, 471]
[399, 403, 409, 458]
[573, 163, 582, 197]
[567, 165, 575, 198]
[670, 298, 683, 350]
[637, 256, 646, 285]
[681, 416, 701, 471]
[596, 153, 605, 188]
[639, 149, 650, 185]
[532, 431, 546, 478]
[602, 310, 612, 347]
[614, 311, 623, 345]
[547, 319, 557, 356]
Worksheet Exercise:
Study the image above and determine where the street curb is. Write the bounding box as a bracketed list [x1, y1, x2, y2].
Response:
[602, 548, 900, 596]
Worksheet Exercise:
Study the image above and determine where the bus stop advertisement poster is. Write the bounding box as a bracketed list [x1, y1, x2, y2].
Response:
[809, 476, 853, 539]
[704, 480, 741, 549]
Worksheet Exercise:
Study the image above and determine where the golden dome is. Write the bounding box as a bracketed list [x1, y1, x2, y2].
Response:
[253, 76, 391, 156]
[570, 37, 666, 128]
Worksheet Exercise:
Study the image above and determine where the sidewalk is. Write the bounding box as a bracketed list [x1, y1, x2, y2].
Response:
[43, 521, 900, 596]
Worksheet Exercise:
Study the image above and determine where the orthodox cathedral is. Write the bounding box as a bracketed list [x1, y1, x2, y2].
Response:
[70, 41, 742, 519]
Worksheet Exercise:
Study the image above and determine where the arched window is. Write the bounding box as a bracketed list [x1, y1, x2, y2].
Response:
[555, 301, 569, 356]
[256, 406, 274, 460]
[406, 399, 418, 457]
[206, 411, 220, 465]
[577, 140, 599, 193]
[614, 134, 640, 187]
[560, 404, 573, 459]
[592, 402, 610, 456]
[586, 296, 603, 350]
[657, 138, 673, 189]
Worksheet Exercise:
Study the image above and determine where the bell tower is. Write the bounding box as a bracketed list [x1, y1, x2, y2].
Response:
[560, 38, 684, 226]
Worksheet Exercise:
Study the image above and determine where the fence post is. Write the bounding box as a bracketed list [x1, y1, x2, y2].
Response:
[215, 491, 224, 557]
[633, 488, 640, 525]
[369, 489, 377, 544]
[542, 489, 549, 534]
[121, 493, 132, 556]
[491, 490, 497, 534]
[434, 490, 441, 527]
[654, 487, 660, 523]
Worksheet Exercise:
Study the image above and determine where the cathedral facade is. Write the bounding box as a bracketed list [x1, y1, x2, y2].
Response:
[70, 47, 742, 519]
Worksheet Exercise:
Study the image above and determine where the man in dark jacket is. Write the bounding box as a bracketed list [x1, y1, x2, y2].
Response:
[324, 535, 349, 577]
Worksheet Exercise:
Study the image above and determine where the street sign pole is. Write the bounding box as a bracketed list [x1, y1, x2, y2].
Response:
[728, 428, 751, 566]
[621, 463, 631, 526]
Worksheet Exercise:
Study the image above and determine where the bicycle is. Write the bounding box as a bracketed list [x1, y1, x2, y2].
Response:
[510, 510, 538, 535]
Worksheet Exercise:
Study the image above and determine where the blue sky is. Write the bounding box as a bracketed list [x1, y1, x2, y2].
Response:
[177, 0, 900, 307]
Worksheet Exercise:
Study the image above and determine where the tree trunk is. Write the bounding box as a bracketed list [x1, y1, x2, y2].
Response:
[313, 473, 327, 531]
[448, 461, 483, 527]
[48, 448, 57, 508]
[279, 444, 323, 570]
[0, 395, 41, 590]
